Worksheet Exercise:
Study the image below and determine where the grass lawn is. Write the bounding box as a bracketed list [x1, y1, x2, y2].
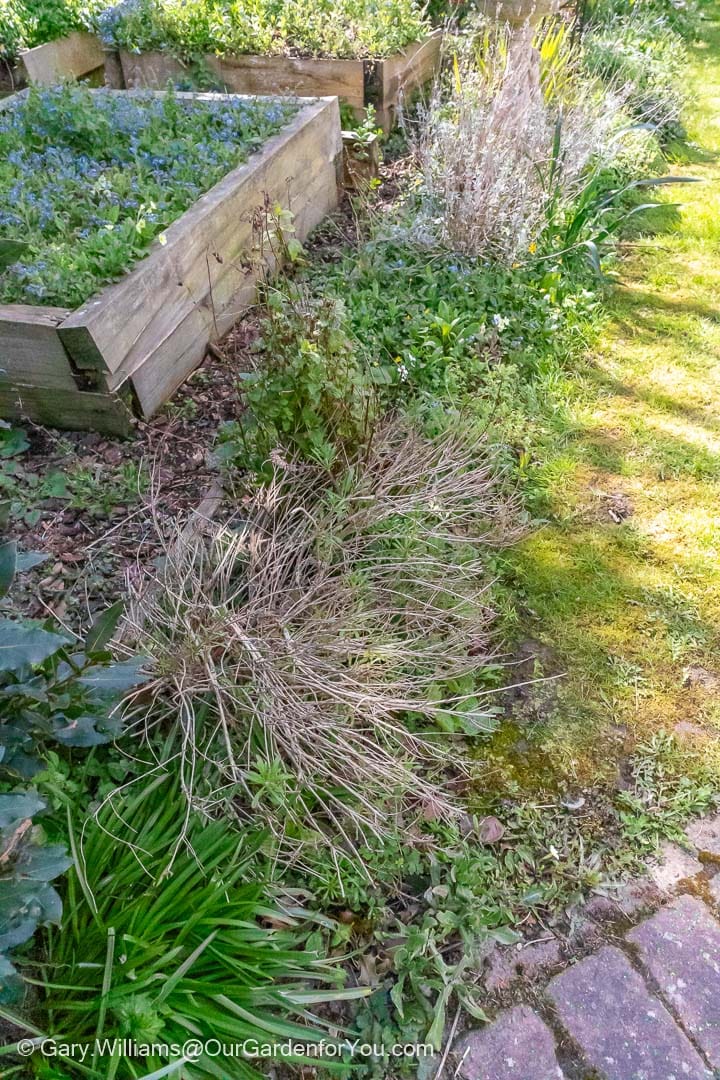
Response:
[488, 8, 720, 804]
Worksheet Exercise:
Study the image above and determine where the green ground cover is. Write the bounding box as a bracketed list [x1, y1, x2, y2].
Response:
[3, 1, 720, 1076]
[0, 85, 296, 307]
[104, 0, 430, 61]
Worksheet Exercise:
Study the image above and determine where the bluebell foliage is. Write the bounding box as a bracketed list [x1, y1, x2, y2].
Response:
[0, 84, 296, 306]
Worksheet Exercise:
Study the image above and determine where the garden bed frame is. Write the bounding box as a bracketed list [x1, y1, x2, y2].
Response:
[19, 30, 106, 85]
[118, 29, 442, 132]
[1, 31, 108, 92]
[0, 90, 342, 435]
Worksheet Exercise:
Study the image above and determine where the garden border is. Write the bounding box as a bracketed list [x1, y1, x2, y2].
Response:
[18, 30, 106, 86]
[118, 29, 442, 132]
[0, 90, 342, 434]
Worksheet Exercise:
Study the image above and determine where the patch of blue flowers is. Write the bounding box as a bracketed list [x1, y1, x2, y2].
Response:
[0, 84, 297, 307]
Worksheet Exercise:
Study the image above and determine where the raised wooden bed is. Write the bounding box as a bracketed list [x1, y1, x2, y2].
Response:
[119, 29, 442, 132]
[0, 92, 342, 435]
[1, 30, 108, 92]
[18, 30, 105, 85]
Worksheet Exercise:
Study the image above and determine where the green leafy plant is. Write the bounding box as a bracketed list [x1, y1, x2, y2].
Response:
[583, 12, 688, 138]
[0, 0, 106, 64]
[6, 772, 365, 1079]
[0, 605, 148, 781]
[0, 85, 296, 308]
[617, 732, 716, 849]
[0, 532, 149, 1000]
[0, 790, 71, 1004]
[217, 287, 377, 470]
[102, 0, 430, 62]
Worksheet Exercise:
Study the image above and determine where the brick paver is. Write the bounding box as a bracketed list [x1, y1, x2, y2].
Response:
[546, 945, 711, 1079]
[456, 1005, 564, 1080]
[628, 894, 720, 1067]
[483, 937, 563, 992]
[686, 813, 720, 858]
[649, 841, 703, 891]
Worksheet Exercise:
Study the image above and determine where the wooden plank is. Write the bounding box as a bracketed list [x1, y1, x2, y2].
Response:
[59, 94, 342, 418]
[130, 158, 337, 415]
[0, 304, 78, 390]
[342, 130, 380, 189]
[19, 31, 105, 85]
[102, 49, 125, 89]
[119, 50, 186, 89]
[0, 382, 132, 435]
[120, 48, 366, 108]
[374, 29, 442, 131]
[209, 54, 365, 109]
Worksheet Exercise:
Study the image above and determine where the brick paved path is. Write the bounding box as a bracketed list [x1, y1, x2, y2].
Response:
[455, 816, 720, 1080]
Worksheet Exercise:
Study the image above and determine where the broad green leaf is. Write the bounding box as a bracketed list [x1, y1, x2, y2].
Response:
[425, 984, 450, 1050]
[84, 601, 124, 655]
[459, 711, 500, 735]
[53, 715, 110, 747]
[0, 620, 71, 673]
[490, 926, 522, 945]
[0, 240, 27, 273]
[0, 955, 22, 1005]
[79, 655, 150, 694]
[15, 552, 49, 573]
[0, 792, 45, 829]
[0, 428, 28, 459]
[0, 541, 16, 600]
[15, 846, 71, 884]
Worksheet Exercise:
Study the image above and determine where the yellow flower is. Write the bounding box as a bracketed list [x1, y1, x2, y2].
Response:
[528, 242, 537, 254]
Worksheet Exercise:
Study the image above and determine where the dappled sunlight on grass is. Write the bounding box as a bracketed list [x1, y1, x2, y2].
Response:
[493, 14, 720, 795]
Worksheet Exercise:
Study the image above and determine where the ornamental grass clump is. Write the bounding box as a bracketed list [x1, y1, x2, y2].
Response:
[412, 28, 629, 263]
[121, 422, 519, 856]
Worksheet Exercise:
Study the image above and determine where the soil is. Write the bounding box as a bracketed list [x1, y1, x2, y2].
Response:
[2, 156, 409, 634]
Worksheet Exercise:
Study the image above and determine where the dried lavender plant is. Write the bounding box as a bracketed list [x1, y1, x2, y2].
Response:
[121, 422, 521, 857]
[411, 28, 630, 262]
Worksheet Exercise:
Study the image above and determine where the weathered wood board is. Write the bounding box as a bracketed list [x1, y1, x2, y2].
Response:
[0, 305, 76, 390]
[341, 130, 380, 189]
[19, 30, 105, 85]
[374, 32, 442, 129]
[120, 50, 366, 110]
[119, 30, 442, 132]
[0, 92, 341, 433]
